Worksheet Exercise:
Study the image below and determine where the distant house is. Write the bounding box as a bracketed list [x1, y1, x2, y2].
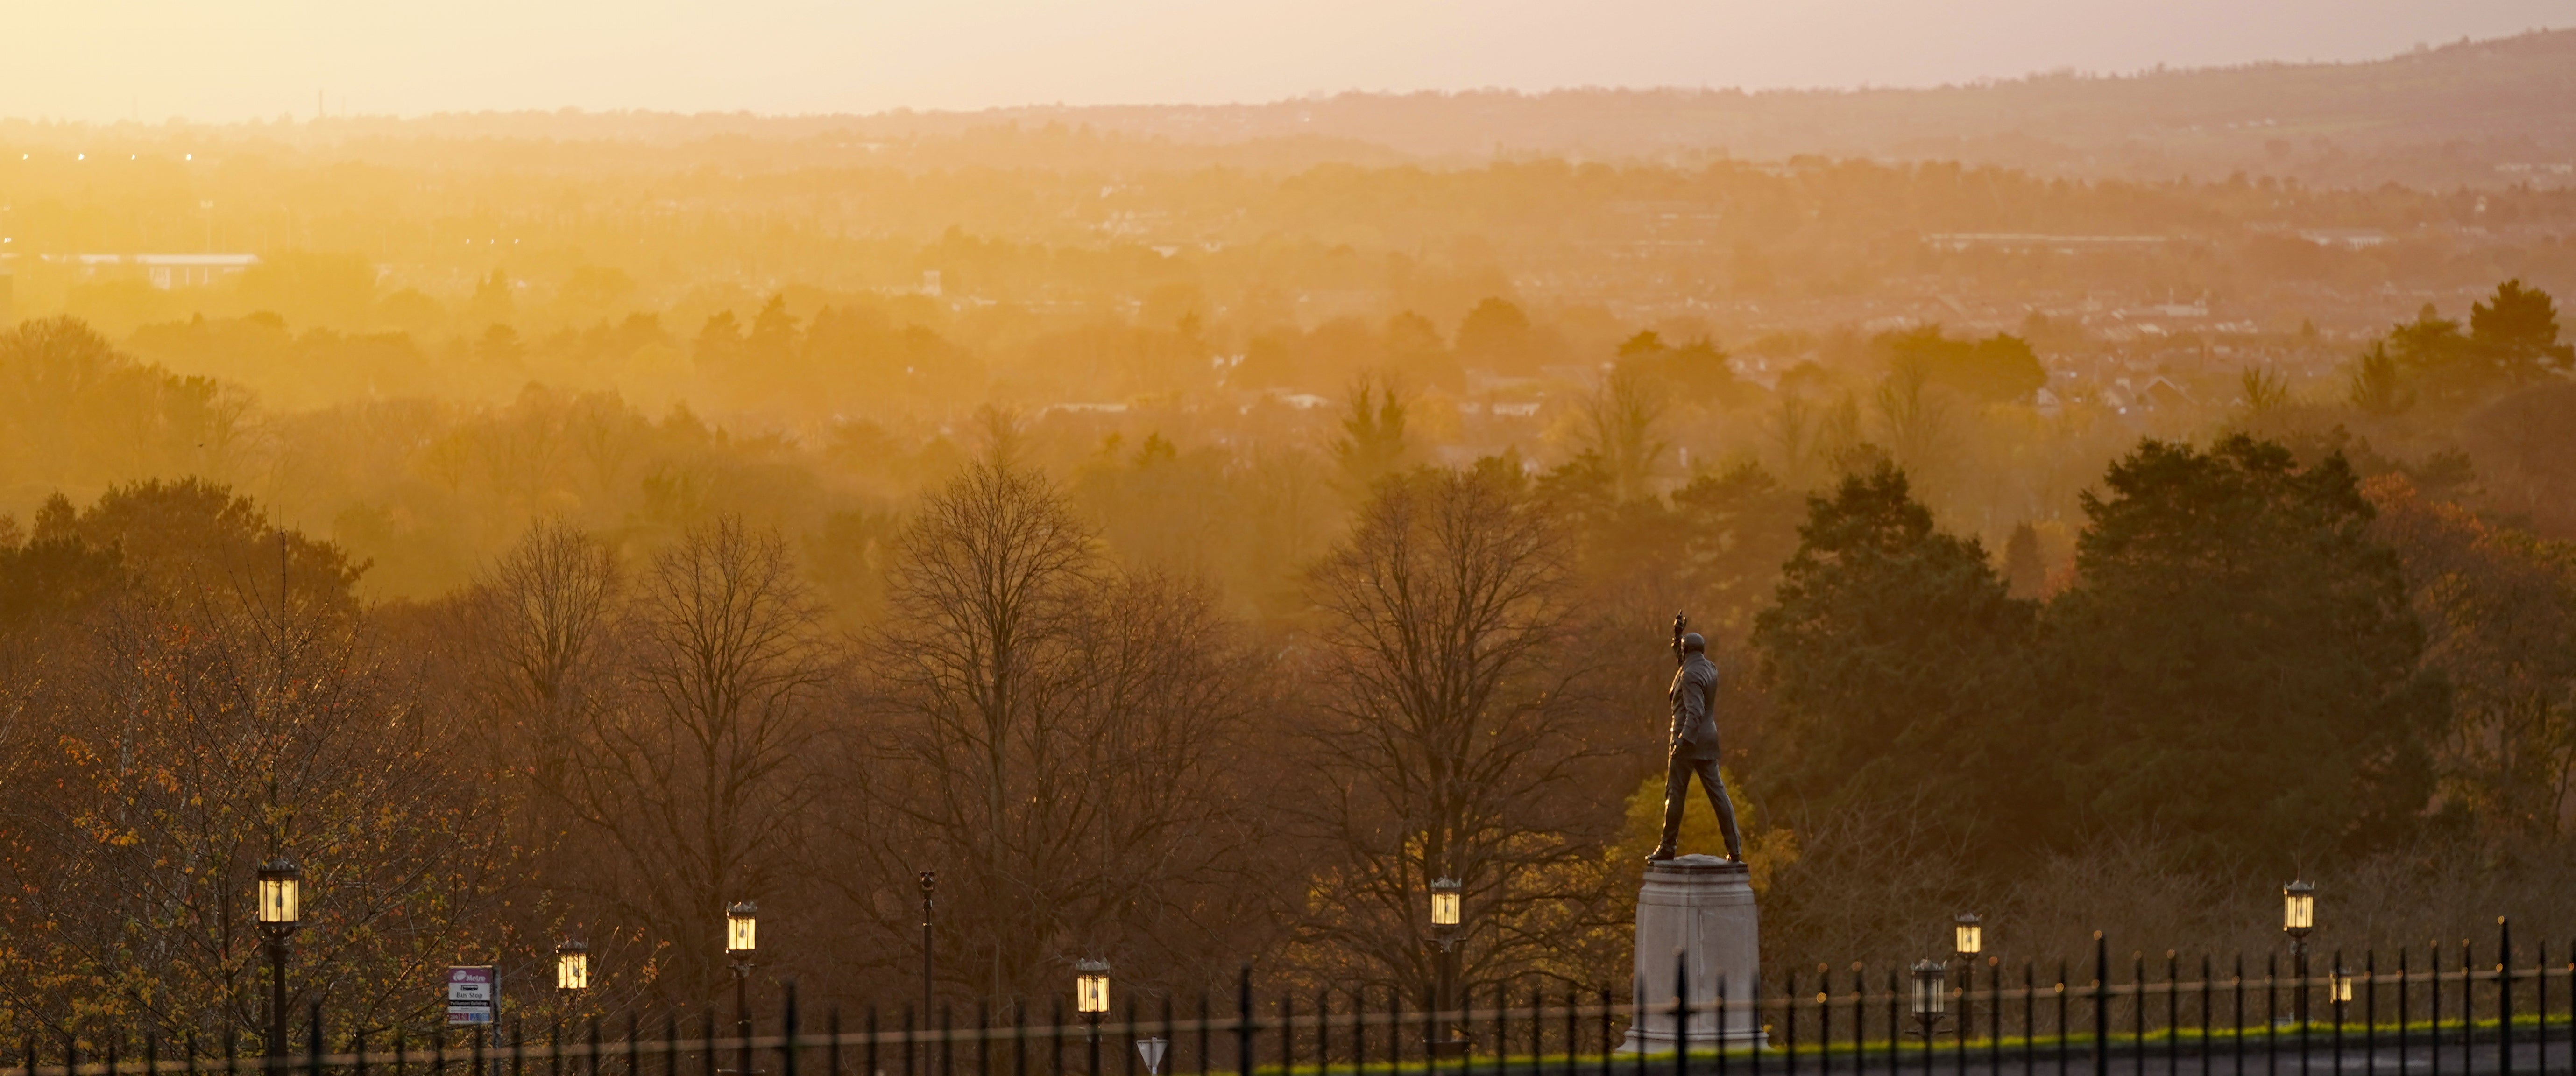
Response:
[45, 253, 259, 289]
[2141, 376, 2196, 409]
[1924, 233, 2168, 254]
[2295, 229, 2389, 250]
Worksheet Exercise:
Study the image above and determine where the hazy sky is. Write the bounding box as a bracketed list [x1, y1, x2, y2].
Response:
[2, 0, 2568, 122]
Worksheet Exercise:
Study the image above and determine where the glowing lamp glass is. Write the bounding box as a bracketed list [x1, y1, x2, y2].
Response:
[1430, 877, 1462, 928]
[256, 859, 301, 926]
[2332, 970, 2353, 1004]
[1075, 959, 1111, 1014]
[556, 940, 590, 990]
[2282, 880, 2315, 935]
[1954, 913, 1982, 956]
[726, 901, 757, 955]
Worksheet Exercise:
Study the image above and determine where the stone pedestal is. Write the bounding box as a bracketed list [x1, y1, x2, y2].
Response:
[1619, 854, 1762, 1053]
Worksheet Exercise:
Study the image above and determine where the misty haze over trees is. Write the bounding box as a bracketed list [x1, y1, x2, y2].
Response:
[2, 27, 2576, 1047]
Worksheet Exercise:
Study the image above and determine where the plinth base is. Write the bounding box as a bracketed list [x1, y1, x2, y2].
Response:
[1619, 854, 1763, 1052]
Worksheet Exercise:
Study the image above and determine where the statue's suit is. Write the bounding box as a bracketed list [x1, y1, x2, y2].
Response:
[1656, 650, 1745, 860]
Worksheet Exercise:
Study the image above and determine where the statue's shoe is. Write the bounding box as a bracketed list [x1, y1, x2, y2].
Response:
[1645, 846, 1678, 862]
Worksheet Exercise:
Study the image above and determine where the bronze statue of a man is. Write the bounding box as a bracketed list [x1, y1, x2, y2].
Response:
[1649, 622, 1746, 863]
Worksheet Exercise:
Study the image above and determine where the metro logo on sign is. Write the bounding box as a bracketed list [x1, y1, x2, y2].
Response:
[446, 966, 498, 1025]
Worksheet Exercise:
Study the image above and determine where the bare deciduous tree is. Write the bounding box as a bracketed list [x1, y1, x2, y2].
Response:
[1292, 458, 1624, 1000]
[1576, 365, 1671, 503]
[564, 517, 834, 1004]
[1873, 360, 1952, 489]
[460, 519, 622, 790]
[852, 461, 1272, 1004]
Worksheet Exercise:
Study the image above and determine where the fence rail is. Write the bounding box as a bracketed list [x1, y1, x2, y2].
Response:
[15, 934, 2576, 1076]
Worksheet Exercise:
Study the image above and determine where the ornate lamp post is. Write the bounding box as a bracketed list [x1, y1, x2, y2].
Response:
[2282, 880, 2315, 1027]
[726, 901, 758, 1074]
[1953, 914, 1982, 1040]
[1076, 959, 1111, 1072]
[1909, 960, 1948, 1042]
[556, 939, 590, 992]
[918, 872, 936, 1021]
[1429, 878, 1465, 1059]
[256, 858, 303, 1064]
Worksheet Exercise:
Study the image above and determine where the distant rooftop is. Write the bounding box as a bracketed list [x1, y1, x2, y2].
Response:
[1925, 234, 2169, 252]
[35, 253, 260, 289]
[44, 254, 261, 267]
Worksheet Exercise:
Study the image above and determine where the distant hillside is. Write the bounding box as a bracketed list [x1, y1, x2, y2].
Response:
[950, 29, 2576, 185]
[6, 30, 2572, 186]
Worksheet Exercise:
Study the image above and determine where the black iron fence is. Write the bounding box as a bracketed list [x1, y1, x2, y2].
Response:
[15, 927, 2576, 1076]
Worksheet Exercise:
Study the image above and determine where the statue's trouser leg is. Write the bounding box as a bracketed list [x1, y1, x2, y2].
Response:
[1692, 756, 1747, 861]
[1656, 751, 1691, 852]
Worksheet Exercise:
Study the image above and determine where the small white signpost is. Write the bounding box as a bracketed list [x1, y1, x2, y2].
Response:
[1136, 1038, 1167, 1076]
[446, 966, 498, 1026]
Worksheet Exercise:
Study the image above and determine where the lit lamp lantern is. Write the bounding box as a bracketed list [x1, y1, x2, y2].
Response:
[255, 857, 304, 1065]
[2332, 968, 2354, 1006]
[726, 901, 758, 957]
[556, 938, 590, 991]
[1075, 959, 1112, 1016]
[722, 900, 759, 1069]
[1430, 878, 1463, 932]
[2281, 880, 2316, 939]
[1910, 960, 1948, 1040]
[1954, 914, 1982, 957]
[1076, 958, 1112, 1062]
[1427, 877, 1465, 1057]
[257, 858, 302, 935]
[2282, 880, 2316, 1027]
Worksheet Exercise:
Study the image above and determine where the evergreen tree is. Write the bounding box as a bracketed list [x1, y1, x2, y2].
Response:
[693, 310, 743, 369]
[2002, 522, 2046, 599]
[1455, 297, 1542, 374]
[1751, 464, 2040, 863]
[1875, 324, 2045, 403]
[2469, 278, 2575, 380]
[2346, 342, 2411, 416]
[1383, 310, 1460, 391]
[1670, 461, 1806, 635]
[1332, 377, 1411, 492]
[466, 268, 515, 325]
[746, 293, 802, 367]
[2042, 436, 2439, 863]
[2375, 281, 2573, 405]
